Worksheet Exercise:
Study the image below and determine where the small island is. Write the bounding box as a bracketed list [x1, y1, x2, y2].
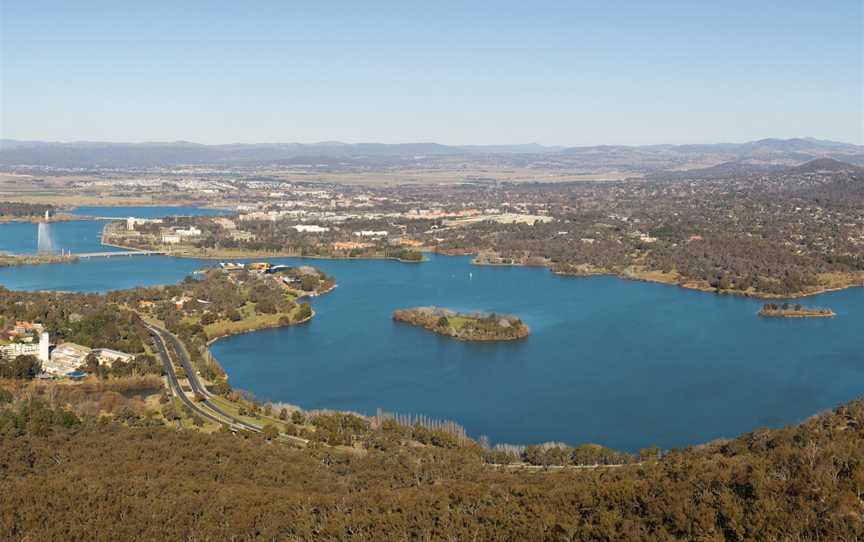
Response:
[758, 303, 835, 318]
[393, 307, 530, 341]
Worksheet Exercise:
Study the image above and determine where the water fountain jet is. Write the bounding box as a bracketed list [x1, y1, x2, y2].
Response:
[37, 222, 56, 254]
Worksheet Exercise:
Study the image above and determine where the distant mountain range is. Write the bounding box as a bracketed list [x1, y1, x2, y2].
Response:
[0, 137, 861, 171]
[0, 140, 560, 168]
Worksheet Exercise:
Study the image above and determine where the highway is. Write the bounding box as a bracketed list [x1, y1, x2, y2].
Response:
[147, 323, 230, 428]
[147, 323, 307, 443]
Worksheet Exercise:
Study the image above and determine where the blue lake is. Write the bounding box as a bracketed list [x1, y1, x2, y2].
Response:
[1, 251, 861, 452]
[208, 257, 864, 451]
[0, 220, 121, 255]
[0, 206, 232, 255]
[0, 213, 861, 451]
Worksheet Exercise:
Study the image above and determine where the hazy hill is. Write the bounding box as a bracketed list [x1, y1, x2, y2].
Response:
[789, 157, 861, 174]
[646, 160, 789, 180]
[0, 137, 860, 170]
[0, 140, 559, 168]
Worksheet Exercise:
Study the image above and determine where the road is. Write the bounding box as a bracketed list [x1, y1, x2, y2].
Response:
[76, 250, 166, 258]
[147, 323, 230, 428]
[147, 322, 307, 443]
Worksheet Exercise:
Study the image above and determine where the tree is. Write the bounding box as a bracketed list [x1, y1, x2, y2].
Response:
[256, 298, 277, 314]
[291, 410, 305, 425]
[83, 352, 101, 377]
[300, 275, 319, 292]
[262, 423, 279, 440]
[226, 309, 242, 322]
[210, 379, 231, 396]
[296, 302, 312, 321]
[639, 446, 661, 461]
[0, 354, 42, 379]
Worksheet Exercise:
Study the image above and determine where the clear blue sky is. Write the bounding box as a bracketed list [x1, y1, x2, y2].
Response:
[1, 1, 861, 145]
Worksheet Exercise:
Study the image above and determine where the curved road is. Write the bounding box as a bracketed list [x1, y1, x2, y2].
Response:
[148, 323, 230, 428]
[147, 323, 307, 443]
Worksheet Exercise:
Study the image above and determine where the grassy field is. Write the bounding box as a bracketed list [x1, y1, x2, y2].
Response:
[446, 316, 471, 330]
[202, 302, 308, 340]
[0, 193, 195, 207]
[204, 311, 292, 339]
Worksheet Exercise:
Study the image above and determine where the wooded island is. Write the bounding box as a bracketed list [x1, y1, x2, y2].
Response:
[393, 307, 529, 341]
[758, 303, 835, 318]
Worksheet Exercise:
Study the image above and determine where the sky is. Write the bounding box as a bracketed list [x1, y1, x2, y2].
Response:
[1, 1, 862, 146]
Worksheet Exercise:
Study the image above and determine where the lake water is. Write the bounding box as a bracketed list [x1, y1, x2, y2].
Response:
[0, 206, 232, 255]
[0, 220, 116, 255]
[0, 212, 861, 451]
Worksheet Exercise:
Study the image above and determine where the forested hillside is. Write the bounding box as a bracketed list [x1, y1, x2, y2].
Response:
[1, 396, 862, 540]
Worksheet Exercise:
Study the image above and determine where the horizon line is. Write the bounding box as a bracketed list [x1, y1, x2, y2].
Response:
[1, 135, 861, 148]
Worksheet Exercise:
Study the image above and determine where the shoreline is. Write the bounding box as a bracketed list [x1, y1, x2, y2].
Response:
[0, 253, 80, 268]
[549, 265, 864, 301]
[758, 311, 835, 319]
[0, 213, 83, 224]
[459, 249, 864, 300]
[758, 307, 836, 318]
[101, 238, 428, 264]
[4, 251, 860, 456]
[393, 308, 531, 342]
[201, 280, 337, 380]
[204, 309, 317, 386]
[5, 227, 863, 301]
[205, 308, 317, 347]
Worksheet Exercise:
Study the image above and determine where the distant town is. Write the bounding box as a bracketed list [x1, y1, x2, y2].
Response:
[1, 143, 858, 298]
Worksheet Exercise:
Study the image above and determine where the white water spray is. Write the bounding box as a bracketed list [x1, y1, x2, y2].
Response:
[37, 222, 56, 254]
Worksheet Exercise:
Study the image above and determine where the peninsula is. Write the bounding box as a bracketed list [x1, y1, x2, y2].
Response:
[0, 253, 79, 268]
[758, 303, 835, 318]
[393, 307, 530, 341]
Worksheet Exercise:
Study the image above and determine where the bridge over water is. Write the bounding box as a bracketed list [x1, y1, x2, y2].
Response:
[75, 250, 167, 258]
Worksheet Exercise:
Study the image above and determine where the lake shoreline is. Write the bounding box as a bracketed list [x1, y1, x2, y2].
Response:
[393, 307, 530, 342]
[201, 276, 336, 382]
[466, 251, 864, 300]
[552, 265, 864, 301]
[103, 238, 429, 264]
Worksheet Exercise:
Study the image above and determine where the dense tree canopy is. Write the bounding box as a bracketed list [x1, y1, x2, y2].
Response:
[0, 396, 862, 540]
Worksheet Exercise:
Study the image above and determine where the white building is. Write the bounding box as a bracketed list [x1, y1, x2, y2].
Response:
[176, 226, 202, 238]
[354, 230, 389, 238]
[293, 224, 330, 233]
[0, 342, 39, 360]
[0, 330, 131, 376]
[91, 348, 134, 367]
[38, 331, 50, 363]
[47, 342, 92, 375]
[126, 217, 163, 231]
[0, 331, 49, 362]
